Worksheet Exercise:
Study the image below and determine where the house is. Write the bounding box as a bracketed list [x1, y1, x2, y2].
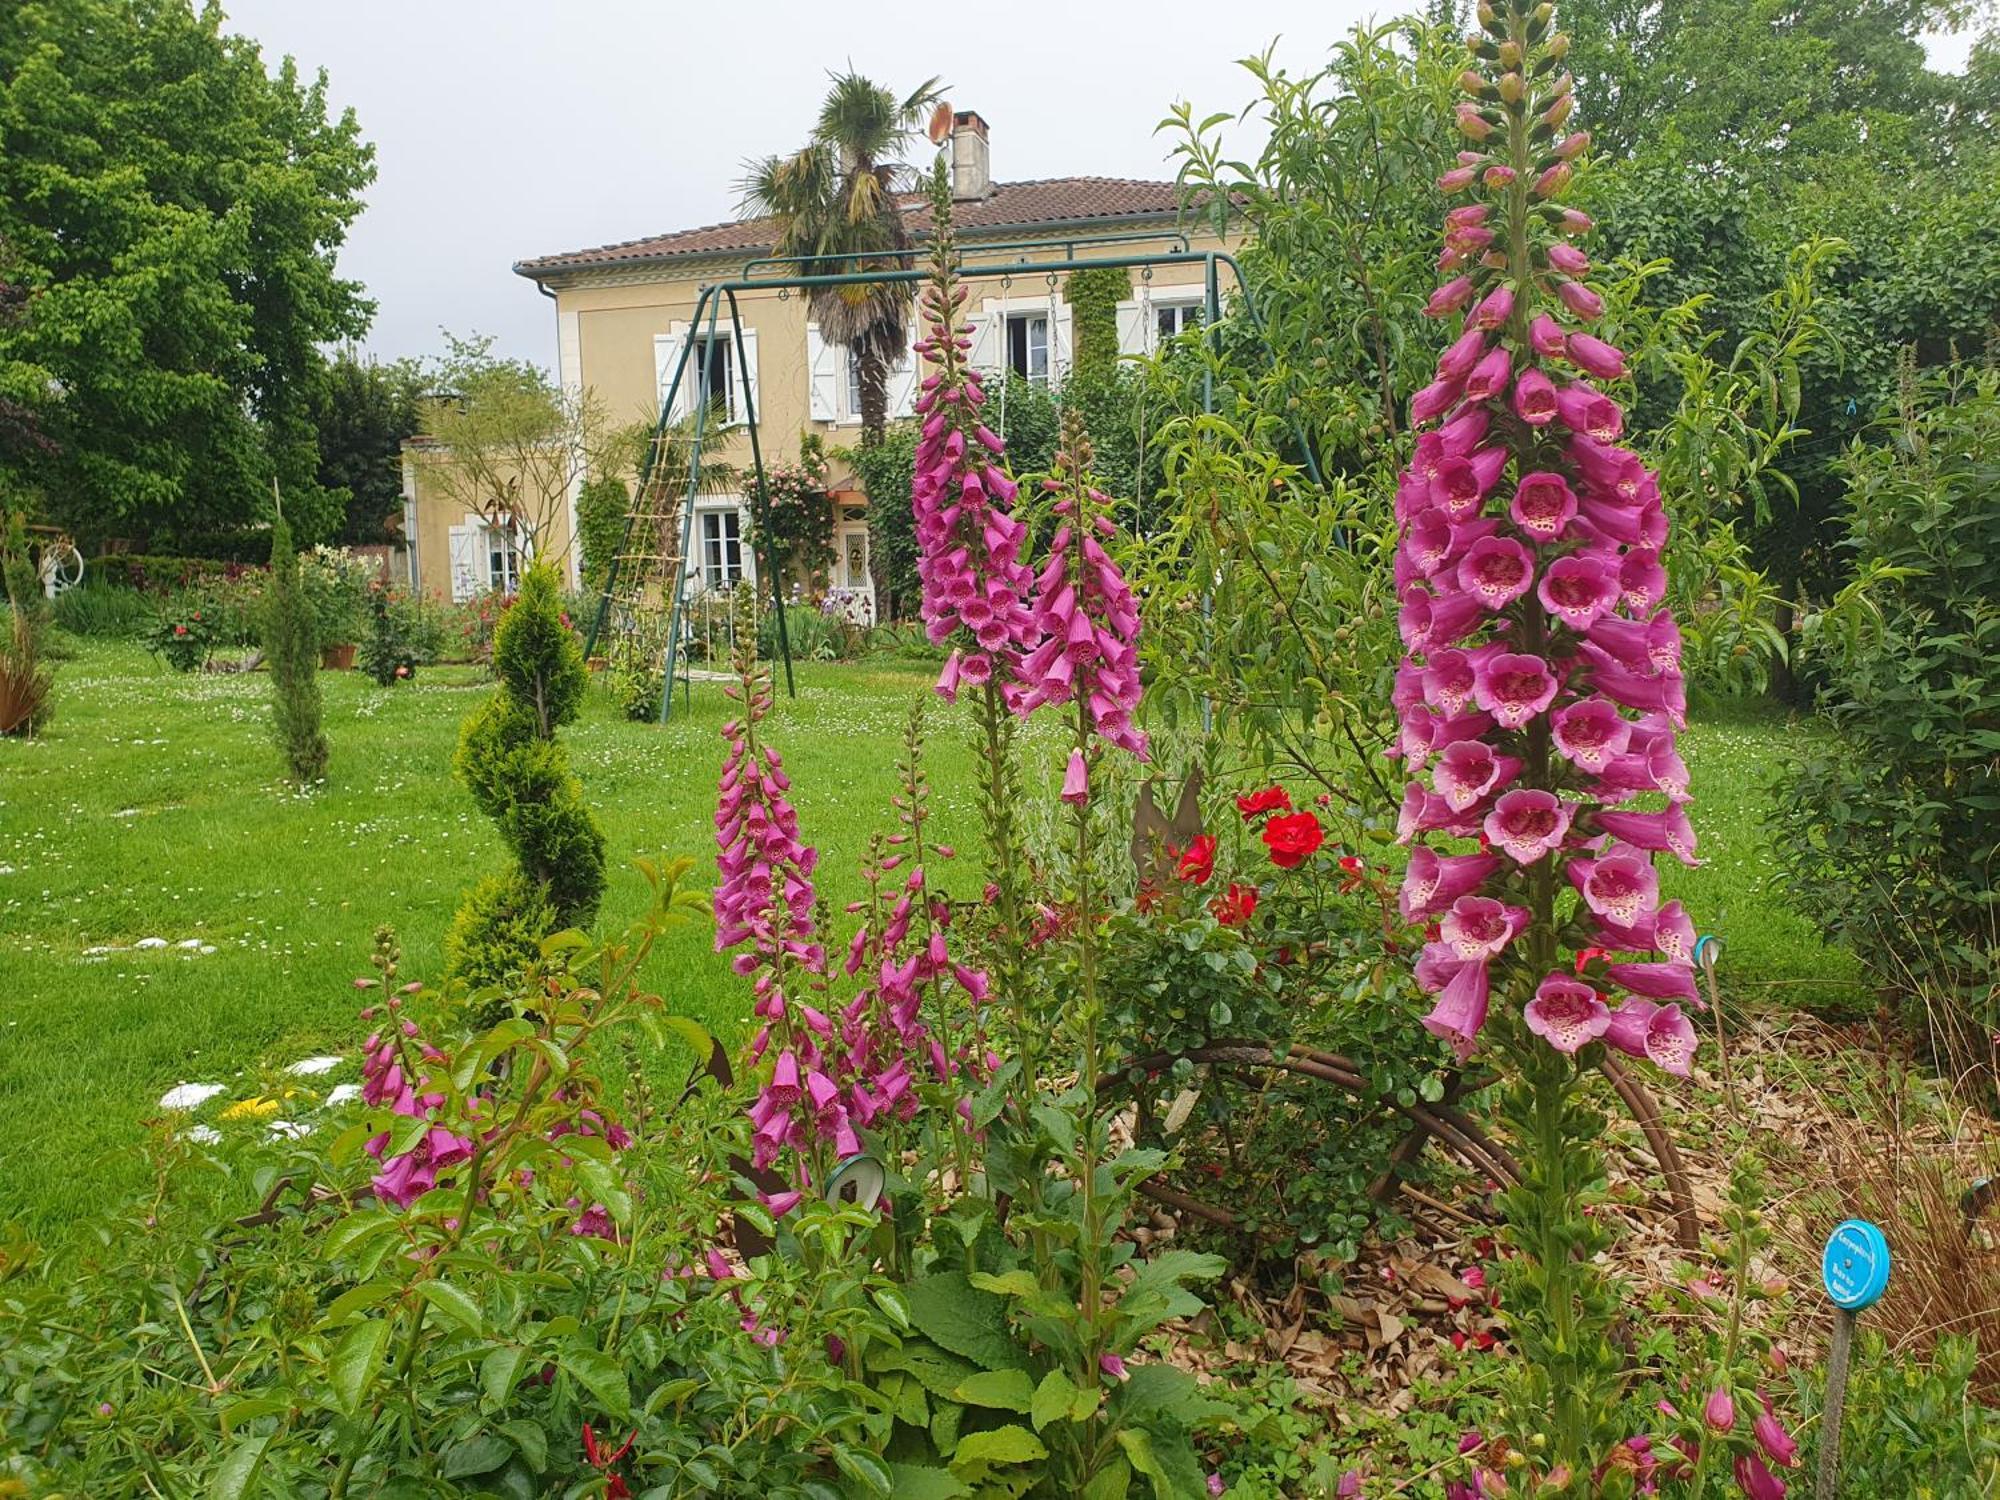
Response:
[402, 111, 1240, 612]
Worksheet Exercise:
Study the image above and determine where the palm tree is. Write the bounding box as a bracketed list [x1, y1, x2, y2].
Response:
[738, 71, 945, 448]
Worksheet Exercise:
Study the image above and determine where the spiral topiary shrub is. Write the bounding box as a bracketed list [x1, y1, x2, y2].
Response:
[445, 561, 605, 1002]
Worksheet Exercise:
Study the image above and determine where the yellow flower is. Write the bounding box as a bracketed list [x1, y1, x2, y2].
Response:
[220, 1096, 281, 1121]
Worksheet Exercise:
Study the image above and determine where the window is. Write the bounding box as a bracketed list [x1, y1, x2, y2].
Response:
[1155, 301, 1204, 345]
[486, 523, 522, 594]
[841, 528, 870, 590]
[700, 509, 745, 590]
[692, 335, 737, 423]
[844, 350, 864, 422]
[1005, 313, 1050, 383]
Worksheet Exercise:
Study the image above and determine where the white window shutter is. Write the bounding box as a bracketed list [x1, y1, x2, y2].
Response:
[737, 504, 757, 584]
[968, 303, 1002, 374]
[1051, 304, 1073, 383]
[655, 326, 690, 422]
[888, 321, 920, 418]
[806, 323, 838, 421]
[446, 524, 479, 603]
[1115, 300, 1145, 357]
[737, 328, 760, 426]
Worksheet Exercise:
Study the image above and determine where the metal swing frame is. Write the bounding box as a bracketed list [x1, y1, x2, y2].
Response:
[580, 243, 1321, 724]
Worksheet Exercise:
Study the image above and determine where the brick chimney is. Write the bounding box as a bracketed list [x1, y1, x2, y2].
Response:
[950, 111, 992, 202]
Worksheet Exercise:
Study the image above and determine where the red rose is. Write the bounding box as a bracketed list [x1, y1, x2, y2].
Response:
[1261, 811, 1325, 869]
[1209, 882, 1259, 926]
[1236, 786, 1292, 819]
[173, 623, 188, 636]
[1171, 834, 1217, 885]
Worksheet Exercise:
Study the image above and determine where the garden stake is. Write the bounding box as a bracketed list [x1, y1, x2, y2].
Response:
[1696, 933, 1741, 1121]
[1815, 1217, 1890, 1498]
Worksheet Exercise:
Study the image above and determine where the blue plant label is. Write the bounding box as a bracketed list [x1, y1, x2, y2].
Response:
[1821, 1219, 1890, 1311]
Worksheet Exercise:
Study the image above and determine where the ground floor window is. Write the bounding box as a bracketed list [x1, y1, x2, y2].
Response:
[1155, 300, 1204, 344]
[486, 523, 522, 594]
[700, 508, 745, 590]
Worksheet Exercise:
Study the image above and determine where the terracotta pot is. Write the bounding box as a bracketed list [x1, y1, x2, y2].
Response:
[587, 655, 609, 673]
[320, 642, 357, 670]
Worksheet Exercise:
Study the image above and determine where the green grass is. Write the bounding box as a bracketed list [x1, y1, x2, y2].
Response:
[0, 639, 1856, 1234]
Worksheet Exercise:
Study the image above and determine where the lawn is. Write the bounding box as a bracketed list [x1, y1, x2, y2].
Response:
[0, 639, 1855, 1235]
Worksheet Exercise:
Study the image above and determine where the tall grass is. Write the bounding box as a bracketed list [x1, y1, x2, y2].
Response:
[52, 583, 153, 639]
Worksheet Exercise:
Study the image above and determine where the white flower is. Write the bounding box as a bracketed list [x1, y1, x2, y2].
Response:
[267, 1120, 312, 1141]
[324, 1083, 362, 1107]
[185, 1125, 222, 1145]
[159, 1082, 225, 1111]
[285, 1055, 344, 1077]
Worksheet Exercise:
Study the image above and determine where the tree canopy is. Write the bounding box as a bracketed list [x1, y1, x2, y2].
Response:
[0, 0, 375, 549]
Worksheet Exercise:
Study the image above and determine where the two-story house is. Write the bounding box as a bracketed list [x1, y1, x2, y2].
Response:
[402, 112, 1238, 614]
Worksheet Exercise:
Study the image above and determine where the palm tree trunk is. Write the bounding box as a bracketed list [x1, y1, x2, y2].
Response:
[858, 348, 890, 450]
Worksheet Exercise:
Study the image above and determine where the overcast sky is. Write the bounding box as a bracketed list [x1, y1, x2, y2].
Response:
[218, 1, 1982, 373]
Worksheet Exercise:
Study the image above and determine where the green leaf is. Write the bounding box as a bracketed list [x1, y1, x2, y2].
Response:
[884, 1464, 969, 1500]
[904, 1272, 1027, 1371]
[966, 1270, 1040, 1298]
[833, 1445, 894, 1497]
[1031, 1369, 1081, 1432]
[951, 1368, 1035, 1412]
[327, 1316, 391, 1416]
[480, 1344, 530, 1411]
[949, 1424, 1047, 1467]
[415, 1279, 484, 1335]
[319, 1278, 400, 1327]
[871, 1339, 982, 1398]
[441, 1433, 514, 1479]
[208, 1433, 272, 1500]
[497, 1418, 548, 1473]
[1114, 1364, 1233, 1427]
[561, 1346, 632, 1421]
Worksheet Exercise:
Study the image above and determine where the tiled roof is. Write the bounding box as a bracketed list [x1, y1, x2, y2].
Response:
[514, 176, 1187, 279]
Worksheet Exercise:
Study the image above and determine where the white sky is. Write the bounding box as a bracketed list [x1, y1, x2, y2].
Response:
[216, 0, 1985, 372]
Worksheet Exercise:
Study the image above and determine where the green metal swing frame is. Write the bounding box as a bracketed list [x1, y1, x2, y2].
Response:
[580, 243, 1318, 723]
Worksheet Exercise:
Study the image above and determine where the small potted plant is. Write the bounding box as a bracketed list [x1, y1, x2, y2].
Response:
[299, 544, 372, 668]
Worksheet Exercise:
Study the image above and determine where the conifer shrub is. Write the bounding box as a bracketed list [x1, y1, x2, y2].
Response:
[445, 561, 606, 1000]
[264, 512, 328, 785]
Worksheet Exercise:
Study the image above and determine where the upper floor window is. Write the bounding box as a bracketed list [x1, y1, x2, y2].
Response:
[845, 349, 864, 421]
[692, 335, 738, 424]
[1006, 312, 1050, 384]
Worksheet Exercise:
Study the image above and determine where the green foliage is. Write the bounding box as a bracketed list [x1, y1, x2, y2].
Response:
[845, 422, 920, 617]
[49, 580, 151, 638]
[750, 433, 836, 585]
[141, 593, 221, 671]
[446, 562, 605, 1000]
[264, 512, 328, 785]
[1065, 266, 1130, 383]
[356, 582, 422, 685]
[574, 473, 629, 597]
[312, 351, 424, 545]
[0, 0, 375, 546]
[1796, 1332, 2000, 1495]
[298, 543, 373, 646]
[1774, 368, 2000, 1050]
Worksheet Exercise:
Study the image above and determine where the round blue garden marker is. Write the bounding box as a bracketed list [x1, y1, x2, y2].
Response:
[1694, 933, 1722, 970]
[1816, 1219, 1891, 1498]
[1820, 1218, 1890, 1311]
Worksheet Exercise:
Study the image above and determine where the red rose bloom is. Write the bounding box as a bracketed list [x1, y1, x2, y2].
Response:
[1236, 786, 1293, 819]
[1172, 834, 1217, 885]
[1209, 882, 1259, 926]
[1261, 810, 1325, 869]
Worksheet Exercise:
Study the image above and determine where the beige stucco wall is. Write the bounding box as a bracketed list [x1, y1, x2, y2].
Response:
[400, 445, 577, 602]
